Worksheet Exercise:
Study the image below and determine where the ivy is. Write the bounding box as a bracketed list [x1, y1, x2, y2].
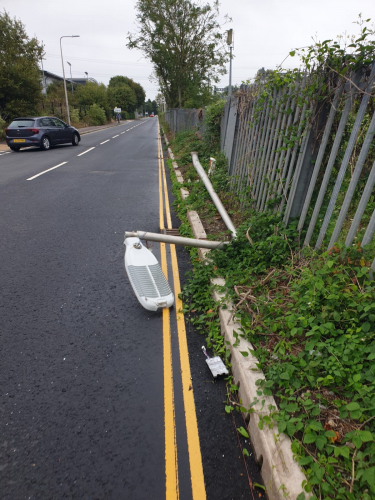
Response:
[160, 54, 375, 495]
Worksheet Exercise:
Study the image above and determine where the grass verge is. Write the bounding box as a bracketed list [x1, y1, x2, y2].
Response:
[162, 121, 375, 500]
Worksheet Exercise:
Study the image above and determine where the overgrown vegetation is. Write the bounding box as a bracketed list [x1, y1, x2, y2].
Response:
[41, 75, 146, 127]
[0, 10, 44, 122]
[230, 16, 375, 253]
[161, 79, 375, 498]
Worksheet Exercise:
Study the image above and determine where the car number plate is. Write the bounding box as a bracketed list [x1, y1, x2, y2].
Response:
[14, 139, 25, 143]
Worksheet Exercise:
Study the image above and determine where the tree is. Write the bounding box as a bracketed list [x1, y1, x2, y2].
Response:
[0, 11, 44, 121]
[155, 92, 165, 111]
[107, 83, 137, 113]
[87, 104, 107, 126]
[127, 0, 228, 108]
[109, 76, 146, 109]
[76, 82, 110, 118]
[46, 81, 78, 107]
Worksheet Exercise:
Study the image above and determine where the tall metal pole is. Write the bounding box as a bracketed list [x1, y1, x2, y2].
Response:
[228, 45, 233, 97]
[227, 29, 233, 97]
[67, 62, 74, 95]
[60, 36, 79, 125]
[40, 56, 46, 94]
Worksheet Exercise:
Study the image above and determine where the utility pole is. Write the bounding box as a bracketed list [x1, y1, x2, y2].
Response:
[40, 56, 46, 94]
[227, 29, 233, 97]
[60, 35, 80, 125]
[67, 61, 74, 94]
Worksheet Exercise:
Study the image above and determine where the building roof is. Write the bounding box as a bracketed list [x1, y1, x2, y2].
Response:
[40, 70, 98, 85]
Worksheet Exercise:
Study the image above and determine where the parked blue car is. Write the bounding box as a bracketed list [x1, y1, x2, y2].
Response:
[6, 116, 81, 152]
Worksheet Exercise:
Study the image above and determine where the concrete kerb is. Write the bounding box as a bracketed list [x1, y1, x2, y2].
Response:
[212, 279, 310, 500]
[162, 130, 310, 500]
[78, 121, 133, 135]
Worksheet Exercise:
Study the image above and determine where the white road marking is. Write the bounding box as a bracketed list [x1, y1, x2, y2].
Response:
[77, 147, 95, 156]
[79, 124, 127, 136]
[112, 135, 119, 138]
[100, 139, 110, 144]
[27, 162, 67, 181]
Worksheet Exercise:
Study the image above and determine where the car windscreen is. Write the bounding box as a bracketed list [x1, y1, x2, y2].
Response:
[8, 120, 35, 128]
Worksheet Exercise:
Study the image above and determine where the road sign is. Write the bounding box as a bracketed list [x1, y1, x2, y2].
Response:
[114, 107, 121, 113]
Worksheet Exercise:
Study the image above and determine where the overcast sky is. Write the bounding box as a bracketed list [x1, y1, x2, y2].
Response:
[3, 0, 374, 101]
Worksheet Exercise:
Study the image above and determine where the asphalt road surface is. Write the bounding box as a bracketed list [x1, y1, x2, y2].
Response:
[0, 119, 264, 500]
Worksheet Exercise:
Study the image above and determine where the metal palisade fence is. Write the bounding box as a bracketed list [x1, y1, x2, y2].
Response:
[164, 108, 206, 136]
[222, 62, 375, 271]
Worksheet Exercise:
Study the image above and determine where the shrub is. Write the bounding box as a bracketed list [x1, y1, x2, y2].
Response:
[0, 117, 6, 140]
[88, 104, 106, 126]
[69, 108, 80, 125]
[204, 99, 225, 150]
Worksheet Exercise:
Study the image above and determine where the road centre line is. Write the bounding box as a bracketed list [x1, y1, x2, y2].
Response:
[77, 147, 95, 157]
[112, 135, 119, 138]
[100, 139, 110, 144]
[80, 124, 127, 136]
[27, 162, 67, 181]
[158, 127, 206, 499]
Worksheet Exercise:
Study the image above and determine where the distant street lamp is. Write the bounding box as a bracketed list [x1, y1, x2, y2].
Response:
[60, 35, 80, 125]
[227, 29, 234, 97]
[85, 72, 88, 80]
[67, 61, 74, 95]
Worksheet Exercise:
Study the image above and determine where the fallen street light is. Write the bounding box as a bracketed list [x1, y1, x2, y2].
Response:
[60, 35, 80, 125]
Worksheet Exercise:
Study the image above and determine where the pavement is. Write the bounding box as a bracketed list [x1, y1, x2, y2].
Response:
[0, 119, 264, 499]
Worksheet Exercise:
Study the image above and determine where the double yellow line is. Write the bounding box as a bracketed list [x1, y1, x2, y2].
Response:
[158, 123, 206, 500]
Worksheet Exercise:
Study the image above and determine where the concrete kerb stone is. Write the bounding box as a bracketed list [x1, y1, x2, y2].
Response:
[212, 278, 310, 500]
[187, 211, 207, 240]
[161, 131, 310, 500]
[181, 189, 189, 200]
[175, 170, 184, 184]
[168, 147, 175, 160]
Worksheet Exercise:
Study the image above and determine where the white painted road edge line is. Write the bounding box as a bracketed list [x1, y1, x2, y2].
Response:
[77, 147, 95, 157]
[100, 139, 110, 144]
[27, 162, 68, 181]
[112, 135, 119, 138]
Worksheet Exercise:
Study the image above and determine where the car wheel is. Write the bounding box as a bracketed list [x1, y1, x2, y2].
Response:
[40, 136, 51, 151]
[72, 132, 79, 146]
[10, 146, 20, 152]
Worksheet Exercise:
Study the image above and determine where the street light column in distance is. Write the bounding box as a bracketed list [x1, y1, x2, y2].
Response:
[67, 61, 73, 95]
[60, 35, 80, 126]
[227, 29, 233, 97]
